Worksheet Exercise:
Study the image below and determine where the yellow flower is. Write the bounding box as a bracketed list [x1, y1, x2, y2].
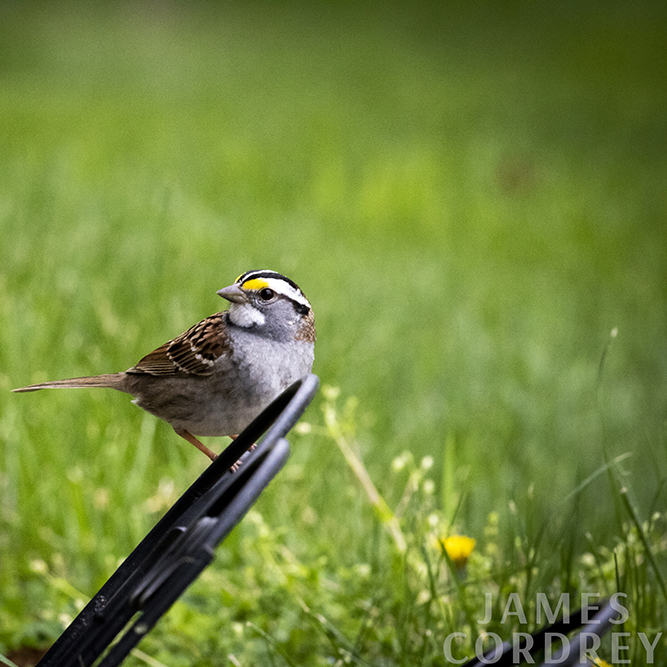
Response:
[591, 658, 612, 667]
[442, 535, 476, 568]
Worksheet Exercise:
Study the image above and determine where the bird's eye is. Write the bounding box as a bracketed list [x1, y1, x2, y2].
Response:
[259, 288, 275, 301]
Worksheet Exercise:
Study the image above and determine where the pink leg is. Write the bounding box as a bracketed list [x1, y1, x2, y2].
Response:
[174, 428, 218, 461]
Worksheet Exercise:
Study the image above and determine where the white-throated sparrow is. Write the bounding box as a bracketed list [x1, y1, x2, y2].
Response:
[13, 270, 315, 461]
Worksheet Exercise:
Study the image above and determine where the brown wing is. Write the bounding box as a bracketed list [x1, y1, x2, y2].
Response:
[127, 313, 230, 377]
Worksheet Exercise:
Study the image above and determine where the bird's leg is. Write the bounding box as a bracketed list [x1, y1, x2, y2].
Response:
[174, 428, 218, 461]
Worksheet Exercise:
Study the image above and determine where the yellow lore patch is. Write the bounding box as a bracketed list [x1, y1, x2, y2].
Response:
[241, 278, 270, 291]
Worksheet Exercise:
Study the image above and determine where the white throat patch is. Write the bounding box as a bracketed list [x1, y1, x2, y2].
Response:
[228, 302, 266, 328]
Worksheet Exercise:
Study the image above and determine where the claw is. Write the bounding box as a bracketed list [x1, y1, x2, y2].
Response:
[229, 441, 257, 473]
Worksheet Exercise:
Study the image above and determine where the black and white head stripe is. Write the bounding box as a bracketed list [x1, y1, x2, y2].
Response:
[235, 270, 311, 314]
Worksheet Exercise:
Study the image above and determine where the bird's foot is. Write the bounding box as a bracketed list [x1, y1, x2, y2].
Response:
[228, 437, 257, 473]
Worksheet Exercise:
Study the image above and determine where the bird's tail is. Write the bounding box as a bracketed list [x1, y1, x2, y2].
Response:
[12, 373, 128, 393]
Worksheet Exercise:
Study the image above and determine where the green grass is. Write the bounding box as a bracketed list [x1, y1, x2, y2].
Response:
[0, 1, 666, 665]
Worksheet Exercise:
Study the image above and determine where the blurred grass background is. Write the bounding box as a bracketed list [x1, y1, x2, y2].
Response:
[0, 1, 665, 665]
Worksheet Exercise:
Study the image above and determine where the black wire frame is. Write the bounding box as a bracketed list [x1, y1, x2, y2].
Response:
[460, 598, 623, 667]
[37, 374, 320, 667]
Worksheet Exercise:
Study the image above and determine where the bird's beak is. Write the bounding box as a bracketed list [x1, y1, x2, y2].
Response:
[217, 284, 247, 304]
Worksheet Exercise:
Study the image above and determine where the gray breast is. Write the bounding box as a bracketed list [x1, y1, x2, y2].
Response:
[223, 329, 315, 405]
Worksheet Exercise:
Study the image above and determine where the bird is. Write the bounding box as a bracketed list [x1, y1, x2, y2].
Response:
[13, 270, 315, 461]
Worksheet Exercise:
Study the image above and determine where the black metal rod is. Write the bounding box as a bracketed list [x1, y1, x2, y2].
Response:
[37, 374, 319, 667]
[98, 438, 292, 667]
[460, 599, 622, 667]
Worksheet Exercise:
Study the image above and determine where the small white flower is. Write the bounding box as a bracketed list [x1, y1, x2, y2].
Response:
[354, 563, 371, 578]
[323, 385, 340, 401]
[416, 589, 431, 605]
[581, 553, 596, 567]
[392, 456, 406, 472]
[59, 613, 73, 627]
[30, 559, 48, 575]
